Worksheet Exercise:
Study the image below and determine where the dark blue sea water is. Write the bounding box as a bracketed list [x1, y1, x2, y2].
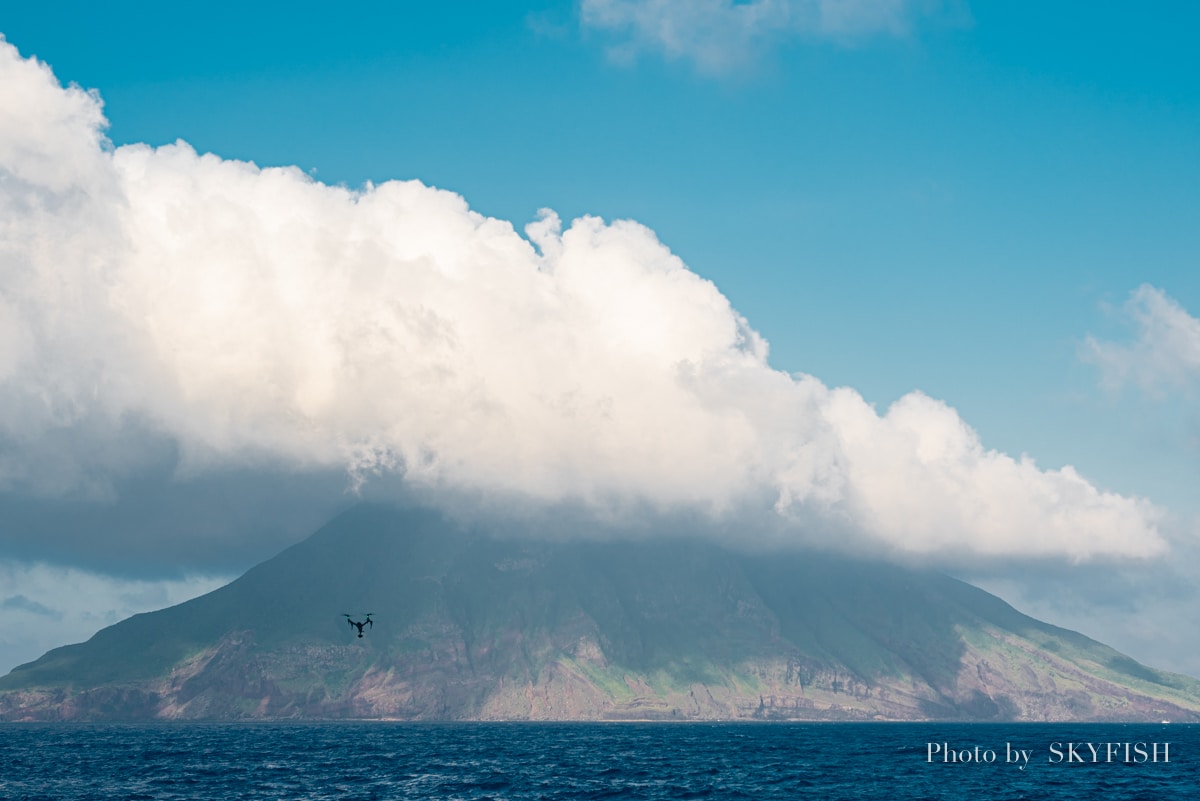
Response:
[0, 722, 1192, 800]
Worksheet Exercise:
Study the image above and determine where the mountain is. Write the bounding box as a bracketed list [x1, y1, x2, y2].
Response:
[2, 505, 1198, 722]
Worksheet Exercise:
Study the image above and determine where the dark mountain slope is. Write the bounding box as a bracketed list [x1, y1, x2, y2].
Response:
[2, 505, 1197, 722]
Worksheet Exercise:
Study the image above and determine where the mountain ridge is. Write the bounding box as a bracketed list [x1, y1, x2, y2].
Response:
[3, 504, 1198, 722]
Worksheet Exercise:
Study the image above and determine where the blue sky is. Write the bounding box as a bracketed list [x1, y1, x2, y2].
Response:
[1, 2, 1198, 674]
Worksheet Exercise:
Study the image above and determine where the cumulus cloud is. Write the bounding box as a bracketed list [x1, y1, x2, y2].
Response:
[1085, 285, 1200, 394]
[1, 594, 61, 619]
[579, 0, 943, 73]
[0, 38, 1166, 563]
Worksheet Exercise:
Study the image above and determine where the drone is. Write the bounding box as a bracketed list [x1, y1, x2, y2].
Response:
[343, 613, 374, 638]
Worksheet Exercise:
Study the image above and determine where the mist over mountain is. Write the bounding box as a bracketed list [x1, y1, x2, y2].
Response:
[2, 505, 1197, 722]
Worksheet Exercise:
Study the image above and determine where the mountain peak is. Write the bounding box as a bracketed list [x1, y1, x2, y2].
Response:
[3, 505, 1197, 722]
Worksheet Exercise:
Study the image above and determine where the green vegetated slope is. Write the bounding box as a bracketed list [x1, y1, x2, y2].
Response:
[2, 504, 1197, 722]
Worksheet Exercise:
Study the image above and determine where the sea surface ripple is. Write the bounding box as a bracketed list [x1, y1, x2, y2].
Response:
[0, 722, 1192, 800]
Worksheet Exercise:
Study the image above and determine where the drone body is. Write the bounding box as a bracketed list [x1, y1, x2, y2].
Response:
[343, 613, 374, 637]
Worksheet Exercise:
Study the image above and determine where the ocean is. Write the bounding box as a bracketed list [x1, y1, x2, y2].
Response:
[0, 722, 1192, 800]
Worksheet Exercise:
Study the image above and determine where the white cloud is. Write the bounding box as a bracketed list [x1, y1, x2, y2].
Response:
[1085, 284, 1200, 394]
[0, 38, 1166, 563]
[808, 389, 1164, 561]
[0, 559, 230, 674]
[579, 0, 934, 73]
